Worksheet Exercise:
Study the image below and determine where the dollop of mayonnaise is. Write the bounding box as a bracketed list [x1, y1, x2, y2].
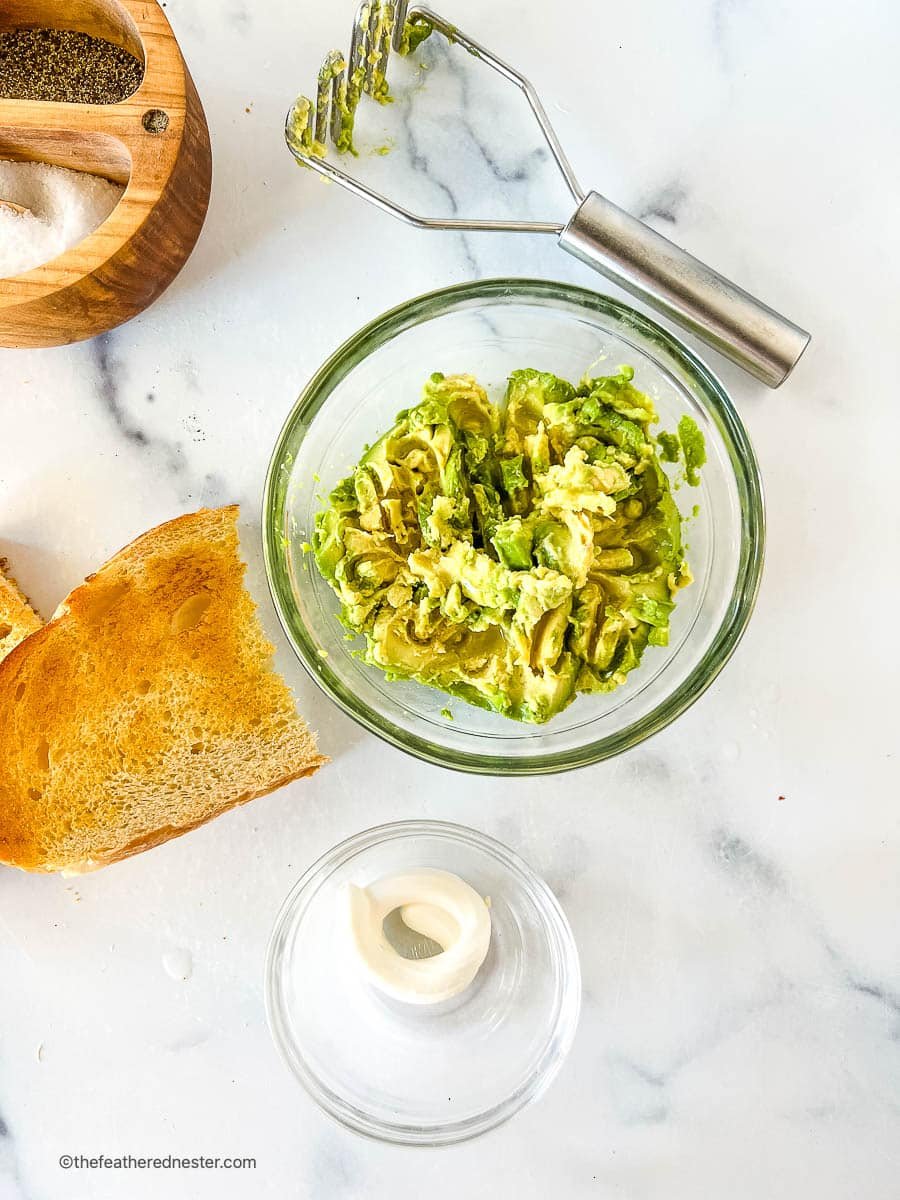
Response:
[347, 869, 491, 1005]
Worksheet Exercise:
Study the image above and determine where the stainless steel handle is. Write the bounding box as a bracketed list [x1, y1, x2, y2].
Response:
[559, 191, 810, 387]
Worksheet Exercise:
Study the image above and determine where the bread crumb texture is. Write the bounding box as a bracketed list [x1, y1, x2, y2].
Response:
[0, 560, 43, 664]
[0, 506, 327, 872]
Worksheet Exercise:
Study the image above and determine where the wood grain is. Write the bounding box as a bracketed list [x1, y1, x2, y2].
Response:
[0, 0, 212, 348]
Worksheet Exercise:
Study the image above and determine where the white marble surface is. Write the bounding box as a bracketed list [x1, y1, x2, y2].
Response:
[2, 0, 899, 1196]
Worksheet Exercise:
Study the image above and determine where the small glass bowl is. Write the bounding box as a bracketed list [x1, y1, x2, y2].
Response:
[265, 820, 581, 1146]
[263, 279, 764, 774]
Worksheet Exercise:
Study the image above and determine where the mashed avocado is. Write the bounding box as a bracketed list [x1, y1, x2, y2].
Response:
[311, 368, 700, 724]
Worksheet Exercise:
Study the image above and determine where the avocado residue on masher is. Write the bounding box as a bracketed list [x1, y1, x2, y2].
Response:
[310, 368, 703, 725]
[288, 7, 433, 159]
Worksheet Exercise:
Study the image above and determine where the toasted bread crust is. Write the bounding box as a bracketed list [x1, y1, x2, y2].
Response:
[0, 507, 327, 873]
[57, 765, 324, 874]
[0, 559, 43, 664]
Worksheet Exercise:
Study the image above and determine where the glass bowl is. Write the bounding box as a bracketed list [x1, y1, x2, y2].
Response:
[263, 279, 764, 774]
[264, 820, 581, 1146]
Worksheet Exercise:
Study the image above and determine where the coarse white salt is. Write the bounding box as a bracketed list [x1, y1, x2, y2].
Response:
[0, 159, 124, 278]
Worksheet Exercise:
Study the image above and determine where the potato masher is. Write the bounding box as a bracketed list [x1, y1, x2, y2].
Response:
[286, 1, 810, 388]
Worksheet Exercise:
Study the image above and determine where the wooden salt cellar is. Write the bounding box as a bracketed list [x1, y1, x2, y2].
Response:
[0, 0, 212, 348]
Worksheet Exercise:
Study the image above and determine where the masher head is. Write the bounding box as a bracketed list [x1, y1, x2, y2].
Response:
[285, 2, 811, 387]
[285, 1, 583, 234]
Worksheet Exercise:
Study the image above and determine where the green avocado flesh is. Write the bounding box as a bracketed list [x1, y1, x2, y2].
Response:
[311, 368, 700, 724]
[289, 11, 433, 160]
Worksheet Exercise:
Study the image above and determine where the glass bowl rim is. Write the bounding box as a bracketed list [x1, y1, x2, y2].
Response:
[264, 818, 582, 1146]
[262, 277, 765, 776]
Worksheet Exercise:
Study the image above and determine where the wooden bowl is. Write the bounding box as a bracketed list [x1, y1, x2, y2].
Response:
[0, 0, 212, 348]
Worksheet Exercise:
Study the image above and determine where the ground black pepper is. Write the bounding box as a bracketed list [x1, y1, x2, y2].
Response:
[0, 29, 144, 104]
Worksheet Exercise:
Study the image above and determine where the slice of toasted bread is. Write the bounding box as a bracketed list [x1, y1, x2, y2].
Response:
[0, 506, 327, 873]
[0, 559, 43, 664]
